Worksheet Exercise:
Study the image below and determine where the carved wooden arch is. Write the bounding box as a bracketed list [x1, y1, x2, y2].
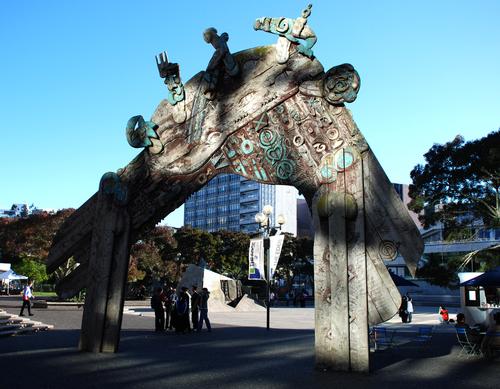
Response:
[47, 7, 423, 373]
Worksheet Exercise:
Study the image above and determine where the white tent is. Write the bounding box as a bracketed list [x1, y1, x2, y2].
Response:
[0, 270, 28, 294]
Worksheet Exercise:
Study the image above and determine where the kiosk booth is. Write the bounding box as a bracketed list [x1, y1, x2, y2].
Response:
[458, 269, 500, 327]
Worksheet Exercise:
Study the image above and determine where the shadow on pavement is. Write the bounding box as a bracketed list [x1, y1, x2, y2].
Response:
[0, 325, 498, 389]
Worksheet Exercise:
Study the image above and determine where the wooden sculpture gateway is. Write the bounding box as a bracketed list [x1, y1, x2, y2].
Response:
[46, 4, 423, 372]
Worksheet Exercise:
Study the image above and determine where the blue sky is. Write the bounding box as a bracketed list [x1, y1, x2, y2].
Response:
[1, 0, 499, 227]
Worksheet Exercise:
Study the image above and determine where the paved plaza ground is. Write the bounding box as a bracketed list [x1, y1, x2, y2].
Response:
[0, 296, 498, 389]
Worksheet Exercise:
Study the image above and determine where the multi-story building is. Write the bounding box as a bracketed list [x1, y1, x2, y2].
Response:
[184, 174, 298, 235]
[0, 203, 54, 219]
[296, 198, 314, 239]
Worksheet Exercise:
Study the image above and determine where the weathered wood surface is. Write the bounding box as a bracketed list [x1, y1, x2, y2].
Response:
[345, 153, 369, 372]
[101, 209, 130, 352]
[79, 178, 131, 353]
[313, 149, 369, 372]
[47, 21, 423, 369]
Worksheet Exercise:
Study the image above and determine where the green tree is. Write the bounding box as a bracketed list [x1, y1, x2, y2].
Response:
[409, 130, 500, 285]
[274, 234, 313, 286]
[174, 227, 219, 266]
[212, 230, 250, 279]
[13, 257, 48, 284]
[409, 130, 499, 229]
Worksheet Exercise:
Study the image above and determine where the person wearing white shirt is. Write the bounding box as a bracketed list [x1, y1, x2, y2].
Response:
[20, 280, 34, 316]
[406, 294, 414, 323]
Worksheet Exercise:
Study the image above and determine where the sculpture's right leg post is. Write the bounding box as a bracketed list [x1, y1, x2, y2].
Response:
[79, 173, 130, 353]
[313, 155, 370, 372]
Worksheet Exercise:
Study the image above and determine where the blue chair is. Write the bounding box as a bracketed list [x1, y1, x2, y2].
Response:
[372, 327, 395, 350]
[414, 326, 433, 345]
[455, 327, 481, 357]
[483, 331, 500, 358]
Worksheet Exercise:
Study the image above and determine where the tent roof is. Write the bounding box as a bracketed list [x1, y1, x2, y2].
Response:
[460, 266, 500, 287]
[0, 269, 28, 280]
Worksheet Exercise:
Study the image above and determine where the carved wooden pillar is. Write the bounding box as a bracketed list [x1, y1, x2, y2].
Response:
[79, 173, 131, 353]
[313, 150, 369, 372]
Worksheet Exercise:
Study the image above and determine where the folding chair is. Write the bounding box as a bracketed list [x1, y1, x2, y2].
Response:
[414, 326, 433, 346]
[372, 327, 395, 350]
[455, 327, 481, 357]
[483, 331, 500, 358]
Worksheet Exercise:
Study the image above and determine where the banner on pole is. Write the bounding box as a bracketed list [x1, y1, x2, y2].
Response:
[269, 234, 285, 280]
[248, 238, 265, 280]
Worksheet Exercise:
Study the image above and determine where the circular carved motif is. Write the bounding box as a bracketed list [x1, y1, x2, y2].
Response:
[323, 64, 361, 104]
[326, 128, 339, 141]
[334, 148, 355, 171]
[197, 173, 208, 185]
[259, 128, 277, 147]
[276, 160, 294, 180]
[379, 240, 398, 260]
[276, 17, 290, 33]
[319, 153, 337, 183]
[293, 135, 304, 147]
[241, 140, 254, 155]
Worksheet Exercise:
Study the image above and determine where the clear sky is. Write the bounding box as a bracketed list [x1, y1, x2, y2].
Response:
[1, 0, 499, 227]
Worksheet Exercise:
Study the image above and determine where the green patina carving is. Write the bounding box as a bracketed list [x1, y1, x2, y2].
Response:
[155, 51, 185, 106]
[254, 4, 317, 59]
[257, 127, 295, 180]
[125, 115, 159, 149]
[99, 172, 128, 205]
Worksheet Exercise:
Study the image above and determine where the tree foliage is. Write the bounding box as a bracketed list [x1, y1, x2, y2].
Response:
[0, 209, 74, 265]
[12, 257, 48, 284]
[409, 130, 500, 229]
[0, 210, 314, 287]
[211, 230, 250, 279]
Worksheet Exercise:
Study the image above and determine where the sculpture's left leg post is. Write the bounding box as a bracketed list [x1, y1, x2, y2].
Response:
[313, 152, 369, 372]
[80, 173, 130, 353]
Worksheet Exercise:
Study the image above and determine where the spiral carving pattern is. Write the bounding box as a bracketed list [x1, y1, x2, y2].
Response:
[379, 240, 398, 260]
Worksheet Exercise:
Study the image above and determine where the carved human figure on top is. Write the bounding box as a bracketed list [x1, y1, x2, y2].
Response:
[254, 3, 317, 64]
[202, 27, 239, 100]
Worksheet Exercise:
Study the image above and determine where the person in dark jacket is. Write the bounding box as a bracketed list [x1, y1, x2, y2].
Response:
[174, 287, 191, 333]
[151, 287, 165, 332]
[165, 286, 176, 330]
[197, 288, 212, 332]
[399, 295, 408, 323]
[191, 285, 200, 330]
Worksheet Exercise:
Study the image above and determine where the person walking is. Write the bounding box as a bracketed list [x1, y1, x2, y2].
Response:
[406, 294, 414, 323]
[197, 288, 212, 332]
[270, 291, 276, 307]
[191, 285, 200, 330]
[19, 280, 34, 316]
[151, 287, 165, 332]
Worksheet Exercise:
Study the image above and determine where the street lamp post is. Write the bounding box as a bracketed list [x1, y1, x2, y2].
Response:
[255, 205, 285, 330]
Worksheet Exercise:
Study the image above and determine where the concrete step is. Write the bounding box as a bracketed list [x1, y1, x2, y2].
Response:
[0, 311, 54, 337]
[0, 323, 22, 332]
[0, 329, 19, 337]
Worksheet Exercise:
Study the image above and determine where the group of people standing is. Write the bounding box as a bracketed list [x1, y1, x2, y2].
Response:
[151, 285, 211, 334]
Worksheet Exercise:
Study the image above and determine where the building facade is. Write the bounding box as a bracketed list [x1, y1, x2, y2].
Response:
[0, 203, 42, 218]
[184, 174, 298, 235]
